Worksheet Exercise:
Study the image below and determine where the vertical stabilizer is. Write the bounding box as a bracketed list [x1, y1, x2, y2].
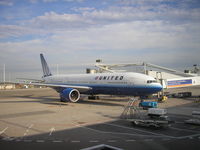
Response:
[40, 54, 52, 77]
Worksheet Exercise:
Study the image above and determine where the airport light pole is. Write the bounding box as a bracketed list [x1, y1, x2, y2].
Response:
[56, 64, 59, 75]
[3, 64, 5, 84]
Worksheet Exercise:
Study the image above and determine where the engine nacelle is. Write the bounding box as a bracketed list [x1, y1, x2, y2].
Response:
[60, 88, 80, 102]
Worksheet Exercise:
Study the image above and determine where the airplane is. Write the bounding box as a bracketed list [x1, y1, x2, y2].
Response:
[20, 54, 163, 103]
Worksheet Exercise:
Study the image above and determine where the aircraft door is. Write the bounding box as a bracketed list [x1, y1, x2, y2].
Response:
[128, 77, 135, 86]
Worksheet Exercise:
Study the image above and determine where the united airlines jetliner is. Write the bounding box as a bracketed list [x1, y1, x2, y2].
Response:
[28, 54, 163, 103]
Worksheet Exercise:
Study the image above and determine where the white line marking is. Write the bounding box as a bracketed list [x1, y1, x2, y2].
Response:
[144, 139, 153, 142]
[71, 140, 80, 143]
[49, 127, 55, 136]
[162, 138, 170, 141]
[175, 121, 184, 124]
[79, 122, 200, 140]
[24, 140, 32, 142]
[81, 126, 169, 138]
[4, 137, 15, 141]
[89, 140, 99, 143]
[2, 137, 9, 141]
[105, 123, 175, 138]
[177, 133, 200, 139]
[82, 123, 177, 139]
[9, 137, 15, 141]
[108, 140, 116, 142]
[15, 139, 22, 142]
[126, 139, 136, 142]
[3, 137, 14, 141]
[23, 124, 34, 137]
[0, 127, 8, 135]
[28, 124, 34, 129]
[170, 127, 200, 133]
[53, 140, 62, 143]
[36, 140, 44, 143]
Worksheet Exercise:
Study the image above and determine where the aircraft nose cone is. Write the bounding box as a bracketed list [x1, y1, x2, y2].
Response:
[156, 84, 163, 92]
[150, 83, 163, 93]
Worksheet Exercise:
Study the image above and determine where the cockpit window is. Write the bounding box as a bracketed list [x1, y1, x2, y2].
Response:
[147, 80, 157, 83]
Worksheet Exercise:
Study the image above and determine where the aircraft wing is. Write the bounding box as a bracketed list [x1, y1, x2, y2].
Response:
[16, 78, 44, 82]
[13, 82, 92, 92]
[16, 78, 44, 83]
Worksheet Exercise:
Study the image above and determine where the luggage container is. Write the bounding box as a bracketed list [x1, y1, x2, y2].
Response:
[139, 101, 158, 109]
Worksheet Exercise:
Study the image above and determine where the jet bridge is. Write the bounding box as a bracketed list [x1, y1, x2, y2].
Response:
[94, 61, 200, 84]
[95, 62, 197, 77]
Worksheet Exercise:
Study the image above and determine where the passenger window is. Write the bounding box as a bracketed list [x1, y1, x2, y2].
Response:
[120, 76, 123, 80]
[147, 80, 151, 83]
[147, 80, 157, 83]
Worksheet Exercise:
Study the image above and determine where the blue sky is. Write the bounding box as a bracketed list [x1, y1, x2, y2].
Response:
[0, 0, 200, 80]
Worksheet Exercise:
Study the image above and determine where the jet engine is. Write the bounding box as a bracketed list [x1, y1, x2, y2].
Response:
[60, 88, 80, 102]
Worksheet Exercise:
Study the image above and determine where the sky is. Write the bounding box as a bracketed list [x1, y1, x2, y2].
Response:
[0, 0, 200, 81]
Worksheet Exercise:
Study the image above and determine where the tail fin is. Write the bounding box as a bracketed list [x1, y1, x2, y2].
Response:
[40, 54, 52, 77]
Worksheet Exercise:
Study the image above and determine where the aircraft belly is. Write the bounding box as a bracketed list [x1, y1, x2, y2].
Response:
[52, 83, 162, 97]
[82, 85, 161, 96]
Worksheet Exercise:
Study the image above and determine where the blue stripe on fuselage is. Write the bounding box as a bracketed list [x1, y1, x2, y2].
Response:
[54, 83, 162, 96]
[85, 85, 162, 96]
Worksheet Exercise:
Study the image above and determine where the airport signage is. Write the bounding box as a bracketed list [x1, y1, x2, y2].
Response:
[167, 79, 192, 88]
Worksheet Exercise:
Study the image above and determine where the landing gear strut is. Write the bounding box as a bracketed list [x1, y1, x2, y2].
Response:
[60, 94, 67, 102]
[88, 95, 100, 100]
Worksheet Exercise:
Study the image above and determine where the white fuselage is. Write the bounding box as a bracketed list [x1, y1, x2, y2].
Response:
[43, 72, 162, 96]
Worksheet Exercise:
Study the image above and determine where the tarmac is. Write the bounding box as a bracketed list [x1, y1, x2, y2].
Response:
[0, 87, 200, 150]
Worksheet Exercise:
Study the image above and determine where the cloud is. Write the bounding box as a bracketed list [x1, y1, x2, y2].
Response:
[0, 0, 200, 79]
[1, 20, 199, 54]
[1, 7, 199, 56]
[0, 25, 33, 38]
[29, 0, 38, 3]
[84, 5, 200, 24]
[26, 11, 93, 30]
[0, 24, 50, 39]
[1, 1, 200, 38]
[5, 4, 195, 37]
[0, 0, 13, 6]
[55, 21, 200, 51]
[42, 0, 85, 2]
[62, 0, 84, 2]
[43, 0, 57, 2]
[72, 7, 95, 12]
